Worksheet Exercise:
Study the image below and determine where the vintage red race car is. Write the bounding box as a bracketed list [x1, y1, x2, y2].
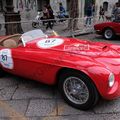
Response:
[0, 29, 120, 110]
[94, 20, 120, 40]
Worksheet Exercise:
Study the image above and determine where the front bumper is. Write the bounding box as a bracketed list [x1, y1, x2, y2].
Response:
[101, 75, 120, 100]
[87, 65, 120, 100]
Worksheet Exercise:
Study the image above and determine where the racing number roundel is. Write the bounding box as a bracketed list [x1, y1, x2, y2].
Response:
[0, 49, 13, 69]
[37, 38, 64, 49]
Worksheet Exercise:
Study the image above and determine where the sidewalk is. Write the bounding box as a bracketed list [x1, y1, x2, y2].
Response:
[0, 13, 101, 37]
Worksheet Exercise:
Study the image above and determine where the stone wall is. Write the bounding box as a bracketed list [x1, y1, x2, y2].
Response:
[13, 0, 38, 21]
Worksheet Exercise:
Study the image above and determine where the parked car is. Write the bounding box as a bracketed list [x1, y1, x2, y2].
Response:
[0, 29, 120, 110]
[94, 20, 120, 40]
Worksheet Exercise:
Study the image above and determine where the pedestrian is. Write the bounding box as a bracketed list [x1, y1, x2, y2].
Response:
[112, 2, 120, 21]
[59, 2, 66, 18]
[46, 5, 54, 30]
[85, 4, 93, 26]
[99, 6, 105, 21]
[92, 4, 95, 16]
[47, 4, 55, 23]
[41, 5, 49, 26]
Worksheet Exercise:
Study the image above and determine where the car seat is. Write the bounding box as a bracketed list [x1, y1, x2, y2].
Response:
[3, 39, 18, 48]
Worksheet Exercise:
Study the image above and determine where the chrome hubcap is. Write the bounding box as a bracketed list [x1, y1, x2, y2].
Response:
[105, 29, 113, 39]
[63, 77, 89, 105]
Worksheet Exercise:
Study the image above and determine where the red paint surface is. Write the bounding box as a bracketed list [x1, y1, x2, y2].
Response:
[94, 21, 120, 35]
[0, 35, 120, 100]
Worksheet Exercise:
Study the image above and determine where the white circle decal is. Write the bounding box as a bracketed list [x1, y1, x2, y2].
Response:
[0, 49, 14, 69]
[37, 38, 64, 49]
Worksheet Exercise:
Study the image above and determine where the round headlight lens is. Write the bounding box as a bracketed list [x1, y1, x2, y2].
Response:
[108, 73, 115, 87]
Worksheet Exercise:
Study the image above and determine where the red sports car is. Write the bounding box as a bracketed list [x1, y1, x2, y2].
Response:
[94, 20, 120, 40]
[0, 29, 120, 110]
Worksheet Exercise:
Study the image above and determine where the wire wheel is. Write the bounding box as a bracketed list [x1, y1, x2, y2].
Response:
[58, 70, 99, 110]
[63, 76, 89, 105]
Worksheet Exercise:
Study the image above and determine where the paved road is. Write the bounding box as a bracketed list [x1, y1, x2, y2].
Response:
[0, 33, 120, 120]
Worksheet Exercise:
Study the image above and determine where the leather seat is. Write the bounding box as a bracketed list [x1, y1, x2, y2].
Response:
[3, 39, 17, 48]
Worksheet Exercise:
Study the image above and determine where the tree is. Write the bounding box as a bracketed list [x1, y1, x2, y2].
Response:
[67, 0, 79, 30]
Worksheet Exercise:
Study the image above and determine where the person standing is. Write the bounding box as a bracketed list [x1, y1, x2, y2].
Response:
[59, 2, 66, 18]
[46, 5, 54, 30]
[41, 5, 49, 26]
[112, 2, 120, 21]
[85, 4, 93, 26]
[92, 4, 95, 16]
[99, 6, 105, 21]
[47, 5, 54, 22]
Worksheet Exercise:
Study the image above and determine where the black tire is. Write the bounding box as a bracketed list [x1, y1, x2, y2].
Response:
[32, 22, 38, 28]
[103, 28, 115, 40]
[58, 70, 99, 110]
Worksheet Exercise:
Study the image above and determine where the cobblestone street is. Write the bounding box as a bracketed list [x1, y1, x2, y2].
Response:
[0, 0, 120, 118]
[1, 72, 120, 120]
[0, 33, 120, 120]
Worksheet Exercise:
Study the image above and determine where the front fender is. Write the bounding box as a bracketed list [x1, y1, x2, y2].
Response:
[80, 65, 119, 99]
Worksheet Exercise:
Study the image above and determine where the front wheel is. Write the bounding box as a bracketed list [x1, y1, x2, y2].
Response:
[103, 28, 115, 40]
[58, 70, 99, 110]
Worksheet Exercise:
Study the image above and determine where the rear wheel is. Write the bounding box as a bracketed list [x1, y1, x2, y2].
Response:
[58, 70, 99, 110]
[103, 28, 115, 40]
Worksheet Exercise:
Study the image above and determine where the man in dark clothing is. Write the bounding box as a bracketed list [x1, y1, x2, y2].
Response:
[59, 2, 66, 18]
[85, 4, 93, 26]
[113, 2, 120, 21]
[99, 6, 105, 21]
[46, 5, 54, 30]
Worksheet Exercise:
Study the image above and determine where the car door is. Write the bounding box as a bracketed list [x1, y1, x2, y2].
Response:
[0, 46, 38, 79]
[11, 46, 43, 79]
[1, 46, 60, 84]
[0, 41, 63, 84]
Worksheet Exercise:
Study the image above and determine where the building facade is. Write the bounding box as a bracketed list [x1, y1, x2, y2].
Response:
[12, 0, 68, 20]
[78, 0, 120, 17]
[95, 0, 119, 16]
[0, 0, 120, 19]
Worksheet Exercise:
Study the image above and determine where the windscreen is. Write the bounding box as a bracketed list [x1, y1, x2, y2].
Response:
[21, 29, 47, 46]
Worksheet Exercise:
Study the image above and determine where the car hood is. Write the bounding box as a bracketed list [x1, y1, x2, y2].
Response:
[95, 56, 120, 74]
[27, 37, 120, 57]
[92, 43, 120, 73]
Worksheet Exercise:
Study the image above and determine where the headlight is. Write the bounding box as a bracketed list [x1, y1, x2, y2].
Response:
[108, 73, 115, 87]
